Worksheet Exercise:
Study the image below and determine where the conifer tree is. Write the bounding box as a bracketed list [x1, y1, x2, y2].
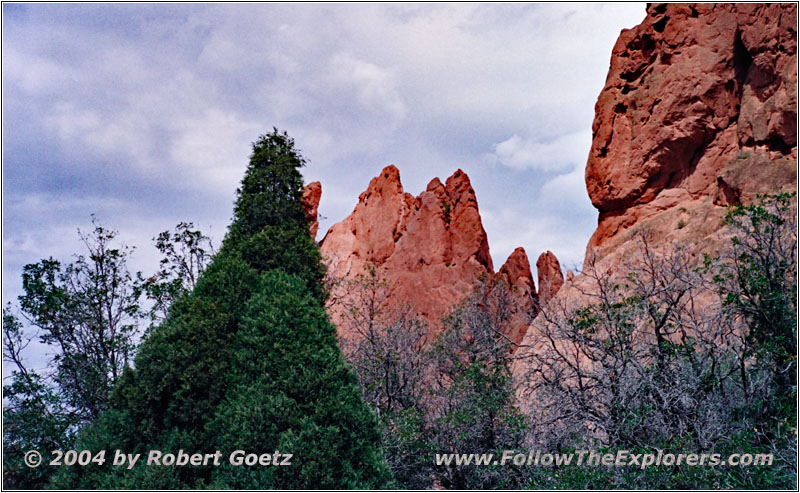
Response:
[56, 129, 392, 489]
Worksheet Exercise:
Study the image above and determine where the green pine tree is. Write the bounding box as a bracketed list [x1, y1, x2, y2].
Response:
[55, 129, 392, 489]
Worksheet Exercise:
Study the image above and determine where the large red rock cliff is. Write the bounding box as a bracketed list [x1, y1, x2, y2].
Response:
[311, 166, 558, 344]
[585, 3, 796, 264]
[513, 3, 797, 404]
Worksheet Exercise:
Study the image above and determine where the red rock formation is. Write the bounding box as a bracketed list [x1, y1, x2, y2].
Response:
[496, 247, 538, 345]
[514, 3, 797, 408]
[586, 3, 797, 263]
[535, 251, 564, 306]
[319, 165, 539, 343]
[301, 181, 322, 238]
[498, 247, 536, 301]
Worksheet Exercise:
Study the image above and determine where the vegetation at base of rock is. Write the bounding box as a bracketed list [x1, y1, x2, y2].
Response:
[340, 269, 534, 489]
[717, 192, 797, 395]
[339, 194, 796, 490]
[516, 193, 796, 490]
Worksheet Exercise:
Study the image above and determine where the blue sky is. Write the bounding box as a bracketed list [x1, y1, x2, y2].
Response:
[3, 3, 645, 368]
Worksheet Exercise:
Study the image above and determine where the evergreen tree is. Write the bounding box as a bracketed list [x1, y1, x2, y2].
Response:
[56, 129, 392, 489]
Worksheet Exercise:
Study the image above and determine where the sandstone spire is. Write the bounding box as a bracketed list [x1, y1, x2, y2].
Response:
[301, 181, 322, 238]
[318, 166, 537, 342]
[536, 251, 564, 306]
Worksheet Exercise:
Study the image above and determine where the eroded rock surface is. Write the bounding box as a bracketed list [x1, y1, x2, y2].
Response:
[318, 165, 546, 344]
[514, 3, 797, 411]
[586, 3, 797, 262]
[302, 181, 322, 238]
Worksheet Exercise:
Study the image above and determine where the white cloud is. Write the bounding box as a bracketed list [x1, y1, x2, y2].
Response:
[485, 130, 592, 172]
[168, 108, 261, 190]
[329, 53, 407, 125]
[1, 47, 76, 94]
[539, 162, 592, 210]
[482, 206, 589, 279]
[43, 102, 152, 170]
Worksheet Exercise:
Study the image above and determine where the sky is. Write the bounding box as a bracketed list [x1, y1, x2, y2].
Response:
[2, 3, 646, 368]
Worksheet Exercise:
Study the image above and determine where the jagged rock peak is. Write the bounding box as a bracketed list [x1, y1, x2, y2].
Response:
[496, 247, 538, 347]
[318, 165, 531, 340]
[536, 250, 564, 305]
[359, 164, 404, 203]
[301, 181, 321, 238]
[499, 247, 536, 297]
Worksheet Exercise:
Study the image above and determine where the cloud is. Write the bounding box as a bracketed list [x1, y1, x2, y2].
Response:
[329, 53, 407, 125]
[484, 130, 592, 171]
[168, 108, 260, 191]
[539, 162, 593, 212]
[481, 205, 591, 279]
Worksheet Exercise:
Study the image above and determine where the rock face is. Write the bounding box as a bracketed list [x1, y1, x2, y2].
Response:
[586, 3, 797, 263]
[318, 165, 548, 345]
[302, 181, 322, 238]
[513, 3, 797, 409]
[496, 247, 538, 345]
[535, 251, 564, 306]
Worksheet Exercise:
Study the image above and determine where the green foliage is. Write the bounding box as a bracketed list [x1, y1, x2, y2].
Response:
[523, 195, 797, 489]
[3, 310, 75, 489]
[526, 425, 796, 490]
[141, 222, 215, 323]
[16, 218, 143, 423]
[228, 130, 310, 242]
[378, 407, 435, 488]
[3, 372, 74, 489]
[719, 192, 797, 393]
[56, 129, 391, 489]
[427, 281, 528, 489]
[224, 129, 326, 300]
[3, 219, 148, 489]
[338, 271, 527, 488]
[207, 271, 391, 488]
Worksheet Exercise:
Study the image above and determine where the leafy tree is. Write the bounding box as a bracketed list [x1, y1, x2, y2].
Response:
[3, 309, 74, 489]
[716, 192, 797, 394]
[141, 222, 215, 322]
[3, 219, 145, 489]
[56, 129, 392, 489]
[16, 218, 144, 423]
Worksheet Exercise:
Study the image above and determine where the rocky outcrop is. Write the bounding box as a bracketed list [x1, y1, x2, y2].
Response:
[498, 247, 536, 301]
[535, 251, 564, 306]
[514, 3, 797, 411]
[496, 247, 538, 345]
[318, 165, 541, 344]
[586, 3, 797, 263]
[302, 181, 322, 238]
